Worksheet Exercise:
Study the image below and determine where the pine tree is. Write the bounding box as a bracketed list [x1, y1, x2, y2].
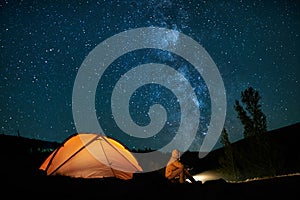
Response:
[220, 128, 231, 147]
[219, 128, 239, 180]
[234, 87, 267, 138]
[234, 87, 276, 178]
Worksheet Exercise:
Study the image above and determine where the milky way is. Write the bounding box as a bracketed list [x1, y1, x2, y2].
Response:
[1, 0, 299, 151]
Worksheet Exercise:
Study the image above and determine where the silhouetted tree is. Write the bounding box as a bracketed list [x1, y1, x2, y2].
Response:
[219, 128, 239, 180]
[220, 128, 230, 147]
[234, 87, 267, 138]
[234, 87, 277, 178]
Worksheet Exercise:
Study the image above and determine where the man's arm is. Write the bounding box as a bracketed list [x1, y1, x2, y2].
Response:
[172, 160, 184, 169]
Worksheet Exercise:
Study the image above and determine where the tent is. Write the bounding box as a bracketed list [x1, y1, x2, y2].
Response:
[39, 133, 143, 180]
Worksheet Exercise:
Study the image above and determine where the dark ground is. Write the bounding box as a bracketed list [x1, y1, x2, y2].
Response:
[1, 166, 299, 199]
[1, 126, 300, 200]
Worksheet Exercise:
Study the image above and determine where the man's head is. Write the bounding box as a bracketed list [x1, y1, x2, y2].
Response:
[171, 149, 180, 159]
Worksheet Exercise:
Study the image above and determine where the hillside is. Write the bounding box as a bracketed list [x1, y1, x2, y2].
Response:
[1, 122, 299, 179]
[0, 123, 299, 199]
[180, 122, 300, 180]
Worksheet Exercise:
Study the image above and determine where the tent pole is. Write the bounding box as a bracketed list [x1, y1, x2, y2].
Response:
[98, 138, 117, 178]
[49, 134, 101, 176]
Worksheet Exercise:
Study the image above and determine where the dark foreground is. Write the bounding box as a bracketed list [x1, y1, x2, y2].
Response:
[2, 168, 299, 199]
[1, 132, 299, 199]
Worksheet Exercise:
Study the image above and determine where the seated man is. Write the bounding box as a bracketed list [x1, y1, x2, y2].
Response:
[165, 149, 196, 183]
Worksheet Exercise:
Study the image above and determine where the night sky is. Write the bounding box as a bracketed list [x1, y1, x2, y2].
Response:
[1, 0, 299, 152]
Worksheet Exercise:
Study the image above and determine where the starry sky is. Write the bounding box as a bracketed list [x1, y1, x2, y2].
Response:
[1, 0, 299, 152]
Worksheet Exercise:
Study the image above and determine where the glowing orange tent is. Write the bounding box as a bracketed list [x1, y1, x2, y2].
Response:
[39, 133, 143, 180]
